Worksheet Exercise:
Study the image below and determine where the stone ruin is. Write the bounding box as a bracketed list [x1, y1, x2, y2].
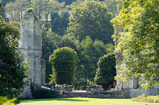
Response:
[18, 8, 159, 99]
[114, 27, 159, 98]
[51, 84, 74, 93]
[19, 9, 45, 98]
[87, 85, 103, 93]
[41, 59, 46, 83]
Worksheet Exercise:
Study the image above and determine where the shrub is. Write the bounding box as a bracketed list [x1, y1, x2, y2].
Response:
[0, 96, 16, 105]
[49, 47, 78, 85]
[94, 53, 116, 90]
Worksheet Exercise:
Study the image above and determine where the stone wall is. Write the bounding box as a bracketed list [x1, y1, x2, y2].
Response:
[19, 9, 42, 98]
[41, 59, 46, 83]
[114, 26, 159, 98]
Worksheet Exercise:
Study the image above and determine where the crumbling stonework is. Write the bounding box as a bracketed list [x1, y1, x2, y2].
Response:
[41, 59, 46, 83]
[19, 9, 42, 98]
[87, 85, 103, 93]
[114, 27, 159, 98]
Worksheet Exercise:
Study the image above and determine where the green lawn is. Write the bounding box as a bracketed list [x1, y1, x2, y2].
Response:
[19, 98, 154, 105]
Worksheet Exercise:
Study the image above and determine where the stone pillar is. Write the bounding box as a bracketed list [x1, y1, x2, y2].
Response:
[41, 59, 46, 83]
[19, 9, 42, 98]
[114, 26, 123, 90]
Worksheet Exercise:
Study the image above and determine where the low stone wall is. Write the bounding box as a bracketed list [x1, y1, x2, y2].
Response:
[87, 85, 103, 93]
[59, 91, 123, 98]
[120, 88, 159, 98]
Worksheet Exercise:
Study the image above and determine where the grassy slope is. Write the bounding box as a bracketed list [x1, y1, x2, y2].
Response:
[19, 98, 147, 105]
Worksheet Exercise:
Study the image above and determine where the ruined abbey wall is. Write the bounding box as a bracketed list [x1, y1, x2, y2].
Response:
[19, 9, 42, 98]
[115, 27, 159, 98]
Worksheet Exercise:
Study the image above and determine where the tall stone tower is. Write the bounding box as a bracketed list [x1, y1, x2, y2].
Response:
[19, 9, 42, 98]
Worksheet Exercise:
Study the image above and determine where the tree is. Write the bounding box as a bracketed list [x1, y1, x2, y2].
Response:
[41, 25, 79, 82]
[41, 27, 62, 82]
[51, 9, 69, 35]
[75, 36, 111, 89]
[103, 0, 121, 18]
[49, 47, 78, 85]
[30, 0, 64, 19]
[5, 0, 29, 21]
[111, 0, 159, 89]
[1, 0, 15, 5]
[68, 0, 84, 9]
[0, 5, 29, 97]
[58, 0, 75, 5]
[94, 53, 116, 90]
[4, 0, 65, 22]
[67, 0, 114, 43]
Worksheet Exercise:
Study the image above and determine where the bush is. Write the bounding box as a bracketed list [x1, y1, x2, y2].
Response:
[0, 96, 16, 105]
[31, 83, 58, 99]
[49, 47, 78, 85]
[132, 94, 159, 103]
[94, 53, 116, 90]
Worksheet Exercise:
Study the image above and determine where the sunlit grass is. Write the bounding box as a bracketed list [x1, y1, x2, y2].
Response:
[19, 98, 149, 105]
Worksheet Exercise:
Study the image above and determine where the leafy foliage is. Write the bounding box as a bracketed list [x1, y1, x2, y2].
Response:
[51, 10, 70, 36]
[41, 26, 79, 83]
[94, 53, 116, 90]
[1, 0, 15, 5]
[67, 0, 114, 43]
[103, 0, 121, 18]
[0, 96, 16, 105]
[0, 11, 29, 98]
[5, 0, 65, 21]
[5, 0, 29, 21]
[58, 0, 75, 5]
[49, 47, 78, 85]
[111, 0, 159, 89]
[76, 36, 110, 89]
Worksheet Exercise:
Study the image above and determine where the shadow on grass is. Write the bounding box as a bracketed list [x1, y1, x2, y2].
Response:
[20, 98, 89, 103]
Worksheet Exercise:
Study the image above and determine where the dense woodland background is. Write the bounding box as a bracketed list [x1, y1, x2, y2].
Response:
[1, 0, 158, 91]
[0, 0, 119, 90]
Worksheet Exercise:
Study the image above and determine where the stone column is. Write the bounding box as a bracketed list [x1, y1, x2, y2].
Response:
[41, 59, 46, 83]
[114, 26, 123, 90]
[19, 9, 42, 98]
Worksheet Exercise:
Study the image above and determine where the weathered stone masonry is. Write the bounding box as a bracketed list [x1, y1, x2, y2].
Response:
[114, 27, 159, 98]
[19, 9, 42, 98]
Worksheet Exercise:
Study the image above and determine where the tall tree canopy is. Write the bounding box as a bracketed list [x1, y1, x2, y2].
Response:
[5, 0, 65, 21]
[111, 0, 159, 89]
[5, 0, 29, 21]
[67, 0, 114, 43]
[51, 10, 70, 35]
[1, 0, 15, 5]
[75, 36, 114, 89]
[103, 0, 121, 18]
[58, 0, 75, 5]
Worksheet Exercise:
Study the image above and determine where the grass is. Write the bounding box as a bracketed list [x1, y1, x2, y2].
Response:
[132, 94, 159, 103]
[74, 90, 86, 92]
[19, 98, 148, 105]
